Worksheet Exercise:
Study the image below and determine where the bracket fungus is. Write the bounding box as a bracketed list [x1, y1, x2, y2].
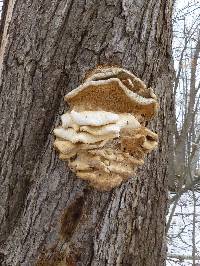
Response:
[53, 66, 158, 191]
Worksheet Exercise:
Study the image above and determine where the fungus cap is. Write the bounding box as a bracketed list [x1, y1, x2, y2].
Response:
[84, 66, 157, 100]
[65, 78, 158, 120]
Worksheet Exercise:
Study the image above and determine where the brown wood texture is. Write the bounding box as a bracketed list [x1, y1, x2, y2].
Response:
[0, 0, 174, 265]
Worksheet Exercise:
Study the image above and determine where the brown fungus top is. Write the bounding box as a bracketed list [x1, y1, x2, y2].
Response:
[84, 66, 157, 99]
[65, 78, 158, 121]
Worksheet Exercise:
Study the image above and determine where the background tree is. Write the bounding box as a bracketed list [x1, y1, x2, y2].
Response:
[0, 0, 174, 265]
[166, 1, 200, 264]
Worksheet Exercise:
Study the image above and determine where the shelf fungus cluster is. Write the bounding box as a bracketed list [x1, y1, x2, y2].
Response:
[53, 67, 158, 191]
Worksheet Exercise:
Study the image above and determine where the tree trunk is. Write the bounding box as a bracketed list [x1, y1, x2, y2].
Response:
[0, 0, 174, 265]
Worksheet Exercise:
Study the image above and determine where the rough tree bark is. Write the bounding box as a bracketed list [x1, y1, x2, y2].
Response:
[0, 0, 174, 265]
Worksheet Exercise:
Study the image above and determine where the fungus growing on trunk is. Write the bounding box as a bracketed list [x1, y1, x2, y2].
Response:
[53, 66, 158, 191]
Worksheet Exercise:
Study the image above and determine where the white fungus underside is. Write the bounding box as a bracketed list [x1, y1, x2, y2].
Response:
[54, 127, 117, 144]
[61, 111, 141, 134]
[54, 111, 142, 143]
[71, 110, 119, 126]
